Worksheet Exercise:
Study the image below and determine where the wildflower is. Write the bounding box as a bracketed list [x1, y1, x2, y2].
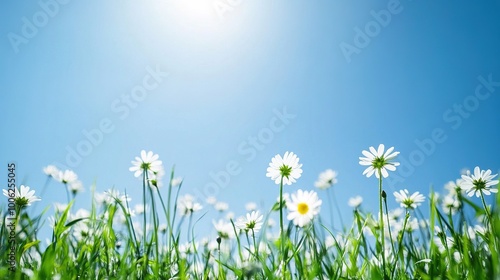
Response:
[225, 211, 235, 220]
[359, 144, 400, 178]
[149, 165, 165, 188]
[206, 196, 217, 205]
[235, 211, 264, 233]
[213, 219, 235, 239]
[43, 165, 59, 178]
[393, 189, 425, 209]
[68, 180, 84, 195]
[286, 189, 322, 227]
[266, 151, 303, 185]
[461, 166, 499, 197]
[245, 202, 258, 211]
[177, 194, 203, 216]
[214, 201, 229, 212]
[444, 179, 465, 196]
[171, 176, 183, 187]
[442, 195, 460, 215]
[314, 169, 338, 189]
[55, 170, 78, 184]
[348, 195, 363, 208]
[129, 150, 163, 178]
[3, 185, 41, 207]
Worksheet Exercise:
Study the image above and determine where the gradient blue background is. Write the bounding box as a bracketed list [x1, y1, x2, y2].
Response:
[1, 0, 499, 239]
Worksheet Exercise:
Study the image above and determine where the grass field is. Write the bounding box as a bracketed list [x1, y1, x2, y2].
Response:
[1, 147, 499, 279]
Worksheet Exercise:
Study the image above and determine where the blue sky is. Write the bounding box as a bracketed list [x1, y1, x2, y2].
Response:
[1, 0, 499, 239]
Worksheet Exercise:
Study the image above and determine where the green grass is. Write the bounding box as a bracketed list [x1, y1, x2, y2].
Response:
[1, 166, 499, 280]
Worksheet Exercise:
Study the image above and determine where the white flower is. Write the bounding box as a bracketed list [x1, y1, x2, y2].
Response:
[444, 179, 465, 196]
[359, 144, 400, 178]
[214, 201, 229, 212]
[68, 180, 84, 195]
[348, 195, 363, 208]
[129, 150, 163, 178]
[53, 203, 68, 213]
[3, 185, 41, 207]
[55, 170, 78, 184]
[213, 219, 235, 239]
[393, 189, 425, 209]
[235, 211, 264, 233]
[286, 189, 322, 227]
[266, 151, 303, 185]
[171, 177, 183, 187]
[442, 195, 460, 215]
[43, 165, 59, 178]
[245, 202, 258, 211]
[206, 196, 217, 205]
[314, 169, 338, 190]
[177, 194, 203, 216]
[461, 166, 499, 197]
[149, 165, 165, 188]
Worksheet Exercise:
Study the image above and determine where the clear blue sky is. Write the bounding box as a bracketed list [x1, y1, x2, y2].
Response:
[1, 0, 499, 239]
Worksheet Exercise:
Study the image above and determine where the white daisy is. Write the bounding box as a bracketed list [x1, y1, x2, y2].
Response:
[43, 165, 59, 178]
[393, 189, 425, 209]
[129, 150, 163, 178]
[286, 189, 322, 227]
[235, 211, 264, 233]
[177, 194, 203, 216]
[213, 219, 235, 239]
[171, 177, 183, 188]
[359, 144, 400, 178]
[461, 166, 499, 197]
[442, 195, 460, 215]
[214, 201, 229, 212]
[55, 170, 78, 184]
[245, 202, 258, 211]
[444, 179, 465, 197]
[3, 185, 41, 207]
[68, 180, 84, 195]
[266, 151, 303, 185]
[314, 169, 338, 190]
[348, 195, 363, 208]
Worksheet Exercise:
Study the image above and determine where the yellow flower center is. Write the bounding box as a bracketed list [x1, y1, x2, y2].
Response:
[297, 203, 309, 215]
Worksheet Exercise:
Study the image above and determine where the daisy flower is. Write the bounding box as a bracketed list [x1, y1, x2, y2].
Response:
[359, 144, 400, 178]
[314, 169, 338, 190]
[213, 219, 235, 239]
[3, 185, 41, 207]
[444, 179, 465, 197]
[442, 195, 460, 215]
[177, 194, 203, 216]
[266, 151, 303, 185]
[461, 166, 499, 197]
[214, 201, 229, 212]
[55, 170, 78, 184]
[348, 195, 363, 208]
[43, 165, 59, 178]
[245, 202, 258, 211]
[235, 211, 264, 233]
[129, 150, 163, 178]
[68, 180, 84, 195]
[286, 189, 322, 227]
[393, 189, 425, 209]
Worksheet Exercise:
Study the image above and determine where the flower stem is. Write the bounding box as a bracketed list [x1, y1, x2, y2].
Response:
[279, 176, 286, 279]
[378, 170, 387, 279]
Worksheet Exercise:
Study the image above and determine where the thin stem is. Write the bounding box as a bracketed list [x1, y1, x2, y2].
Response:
[383, 195, 396, 255]
[378, 170, 387, 279]
[142, 172, 147, 249]
[64, 183, 70, 204]
[479, 191, 497, 249]
[279, 176, 286, 279]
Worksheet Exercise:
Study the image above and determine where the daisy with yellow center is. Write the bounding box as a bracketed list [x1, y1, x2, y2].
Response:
[287, 189, 322, 227]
